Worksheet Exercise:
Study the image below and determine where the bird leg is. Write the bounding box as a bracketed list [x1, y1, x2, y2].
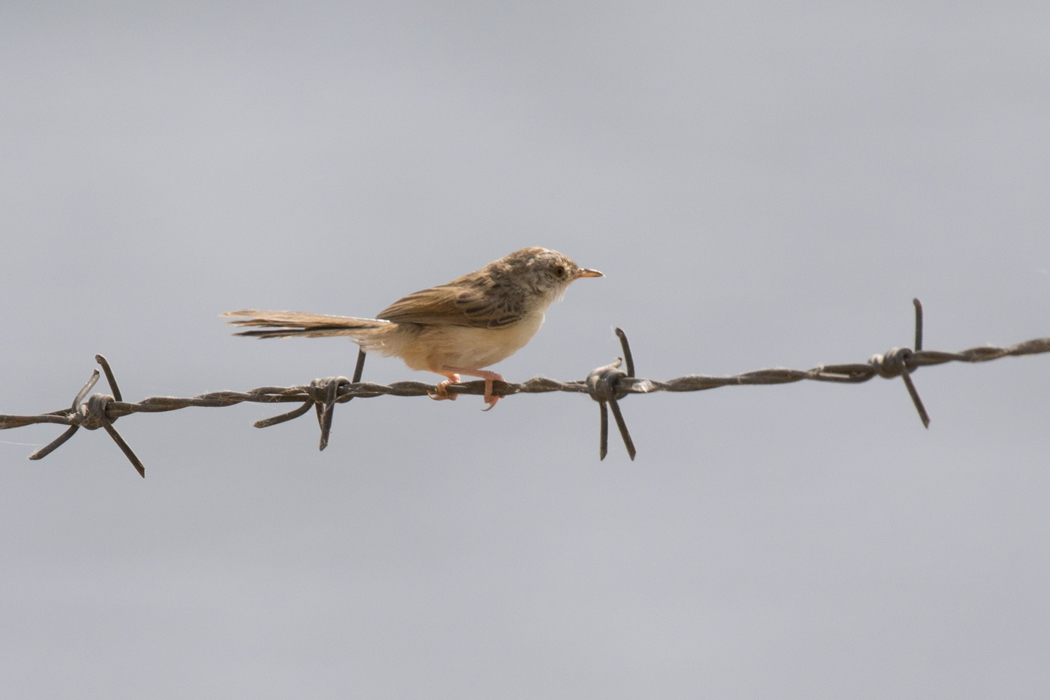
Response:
[443, 367, 505, 411]
[429, 373, 461, 402]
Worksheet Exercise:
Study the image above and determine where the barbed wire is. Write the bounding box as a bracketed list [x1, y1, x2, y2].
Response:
[3, 299, 1048, 476]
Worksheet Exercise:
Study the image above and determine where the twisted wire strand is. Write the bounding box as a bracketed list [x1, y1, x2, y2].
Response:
[3, 299, 1049, 475]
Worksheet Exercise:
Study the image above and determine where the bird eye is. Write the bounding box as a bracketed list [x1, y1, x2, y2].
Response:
[554, 265, 566, 278]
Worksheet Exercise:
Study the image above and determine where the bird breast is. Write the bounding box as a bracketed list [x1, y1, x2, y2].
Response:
[389, 309, 547, 372]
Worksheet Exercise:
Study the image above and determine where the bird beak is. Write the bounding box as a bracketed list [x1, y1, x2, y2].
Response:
[576, 268, 604, 278]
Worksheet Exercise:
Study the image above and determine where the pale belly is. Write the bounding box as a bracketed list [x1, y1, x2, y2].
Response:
[379, 311, 546, 373]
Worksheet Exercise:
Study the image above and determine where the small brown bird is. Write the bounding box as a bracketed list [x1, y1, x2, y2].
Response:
[222, 247, 603, 409]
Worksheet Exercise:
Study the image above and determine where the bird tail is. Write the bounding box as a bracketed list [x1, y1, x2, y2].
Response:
[221, 309, 392, 339]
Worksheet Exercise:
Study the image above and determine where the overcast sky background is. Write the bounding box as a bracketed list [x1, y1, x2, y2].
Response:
[2, 2, 1049, 698]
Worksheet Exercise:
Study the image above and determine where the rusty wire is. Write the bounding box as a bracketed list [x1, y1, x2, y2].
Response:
[2, 299, 1048, 476]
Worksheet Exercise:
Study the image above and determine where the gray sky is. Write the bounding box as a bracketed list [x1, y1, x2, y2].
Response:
[2, 2, 1049, 698]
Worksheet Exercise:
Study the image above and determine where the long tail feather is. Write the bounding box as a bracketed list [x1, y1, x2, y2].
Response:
[221, 309, 392, 339]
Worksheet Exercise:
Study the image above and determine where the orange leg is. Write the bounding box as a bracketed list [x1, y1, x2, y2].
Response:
[443, 367, 505, 410]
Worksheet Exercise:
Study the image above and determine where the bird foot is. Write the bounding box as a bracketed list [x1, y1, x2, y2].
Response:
[442, 366, 504, 411]
[429, 374, 460, 401]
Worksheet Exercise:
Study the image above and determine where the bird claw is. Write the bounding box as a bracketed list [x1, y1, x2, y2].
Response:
[430, 375, 460, 401]
[434, 368, 503, 410]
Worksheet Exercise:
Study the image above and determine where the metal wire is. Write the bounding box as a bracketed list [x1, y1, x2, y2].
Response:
[2, 299, 1048, 475]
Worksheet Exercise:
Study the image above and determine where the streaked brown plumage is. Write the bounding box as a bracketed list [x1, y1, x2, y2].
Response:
[222, 247, 603, 409]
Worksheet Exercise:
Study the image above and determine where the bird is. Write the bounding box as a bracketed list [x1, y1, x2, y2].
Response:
[222, 247, 604, 409]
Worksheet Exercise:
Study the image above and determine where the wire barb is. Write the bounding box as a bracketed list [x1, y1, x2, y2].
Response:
[3, 301, 1049, 474]
[587, 328, 638, 460]
[866, 299, 931, 427]
[312, 377, 351, 451]
[913, 298, 924, 352]
[253, 350, 368, 448]
[23, 356, 145, 477]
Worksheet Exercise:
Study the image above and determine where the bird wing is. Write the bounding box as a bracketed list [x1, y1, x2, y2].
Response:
[377, 280, 526, 329]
